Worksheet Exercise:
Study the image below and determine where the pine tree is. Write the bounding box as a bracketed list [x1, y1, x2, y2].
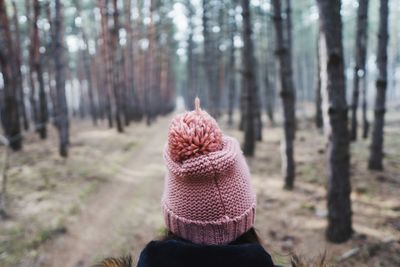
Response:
[368, 0, 390, 170]
[272, 0, 296, 189]
[350, 0, 369, 141]
[316, 0, 352, 243]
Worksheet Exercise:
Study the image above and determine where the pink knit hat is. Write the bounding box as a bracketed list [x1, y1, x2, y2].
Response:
[162, 98, 256, 245]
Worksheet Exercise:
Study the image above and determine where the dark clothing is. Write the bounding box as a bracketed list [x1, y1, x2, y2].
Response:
[136, 239, 276, 267]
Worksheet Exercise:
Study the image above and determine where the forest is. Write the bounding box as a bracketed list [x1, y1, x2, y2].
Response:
[0, 0, 399, 266]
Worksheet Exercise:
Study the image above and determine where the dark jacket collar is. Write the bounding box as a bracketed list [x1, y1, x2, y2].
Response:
[137, 239, 276, 267]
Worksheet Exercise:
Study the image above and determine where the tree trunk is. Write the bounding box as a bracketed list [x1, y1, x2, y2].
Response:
[368, 0, 389, 170]
[124, 0, 142, 122]
[33, 0, 48, 139]
[53, 0, 69, 157]
[186, 0, 196, 110]
[361, 72, 369, 138]
[202, 0, 219, 118]
[316, 0, 352, 243]
[110, 0, 124, 132]
[241, 0, 257, 156]
[11, 1, 29, 131]
[350, 0, 369, 141]
[26, 0, 38, 129]
[227, 1, 237, 126]
[99, 0, 113, 128]
[315, 31, 323, 129]
[44, 1, 58, 125]
[74, 0, 98, 126]
[265, 13, 275, 126]
[272, 0, 296, 189]
[0, 0, 22, 150]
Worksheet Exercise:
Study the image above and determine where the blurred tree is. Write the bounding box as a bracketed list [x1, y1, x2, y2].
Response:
[74, 0, 98, 126]
[185, 0, 196, 110]
[202, 0, 220, 118]
[241, 0, 257, 156]
[99, 0, 114, 128]
[124, 0, 142, 122]
[32, 0, 48, 139]
[272, 0, 296, 189]
[369, 0, 389, 170]
[264, 11, 275, 126]
[53, 0, 69, 157]
[0, 0, 22, 150]
[227, 0, 238, 126]
[11, 0, 28, 131]
[316, 0, 352, 243]
[110, 0, 124, 132]
[315, 31, 323, 129]
[350, 0, 369, 141]
[26, 0, 38, 129]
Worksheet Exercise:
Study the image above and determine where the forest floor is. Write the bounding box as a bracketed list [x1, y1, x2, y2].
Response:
[0, 109, 399, 267]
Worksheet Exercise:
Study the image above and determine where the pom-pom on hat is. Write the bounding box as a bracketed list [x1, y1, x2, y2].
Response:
[168, 98, 223, 162]
[162, 98, 256, 245]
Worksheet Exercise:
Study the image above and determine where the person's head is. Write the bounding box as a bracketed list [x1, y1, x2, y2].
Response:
[162, 98, 256, 245]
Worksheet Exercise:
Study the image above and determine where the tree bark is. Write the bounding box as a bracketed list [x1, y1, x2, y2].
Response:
[110, 0, 124, 132]
[361, 72, 369, 138]
[227, 1, 237, 126]
[368, 0, 389, 170]
[316, 0, 352, 243]
[202, 0, 219, 118]
[74, 0, 98, 126]
[0, 0, 22, 150]
[53, 0, 69, 157]
[26, 0, 38, 129]
[241, 0, 257, 156]
[315, 31, 323, 129]
[272, 0, 296, 189]
[33, 0, 48, 139]
[264, 13, 275, 126]
[186, 0, 196, 110]
[124, 0, 142, 122]
[11, 1, 29, 131]
[99, 0, 114, 128]
[350, 0, 369, 141]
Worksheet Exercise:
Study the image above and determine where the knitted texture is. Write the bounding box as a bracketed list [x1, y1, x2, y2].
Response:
[162, 100, 256, 245]
[168, 98, 223, 162]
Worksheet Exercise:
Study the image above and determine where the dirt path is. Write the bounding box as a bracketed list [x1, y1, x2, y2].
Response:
[37, 118, 169, 267]
[31, 113, 400, 267]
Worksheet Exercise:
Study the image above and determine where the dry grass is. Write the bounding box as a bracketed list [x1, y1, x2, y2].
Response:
[0, 109, 399, 267]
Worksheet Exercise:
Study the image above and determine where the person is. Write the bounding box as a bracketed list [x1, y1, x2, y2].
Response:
[96, 99, 314, 267]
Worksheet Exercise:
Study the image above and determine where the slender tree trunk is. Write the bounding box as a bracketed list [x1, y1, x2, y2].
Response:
[202, 0, 219, 118]
[265, 13, 275, 126]
[315, 31, 323, 129]
[227, 1, 237, 126]
[99, 0, 113, 128]
[124, 0, 142, 122]
[316, 0, 352, 243]
[350, 0, 369, 141]
[53, 0, 69, 157]
[26, 0, 38, 129]
[74, 0, 98, 126]
[272, 0, 296, 189]
[33, 0, 48, 139]
[368, 0, 389, 170]
[11, 1, 29, 131]
[186, 0, 196, 110]
[241, 0, 257, 156]
[44, 1, 57, 124]
[0, 0, 22, 150]
[361, 72, 369, 138]
[110, 0, 124, 132]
